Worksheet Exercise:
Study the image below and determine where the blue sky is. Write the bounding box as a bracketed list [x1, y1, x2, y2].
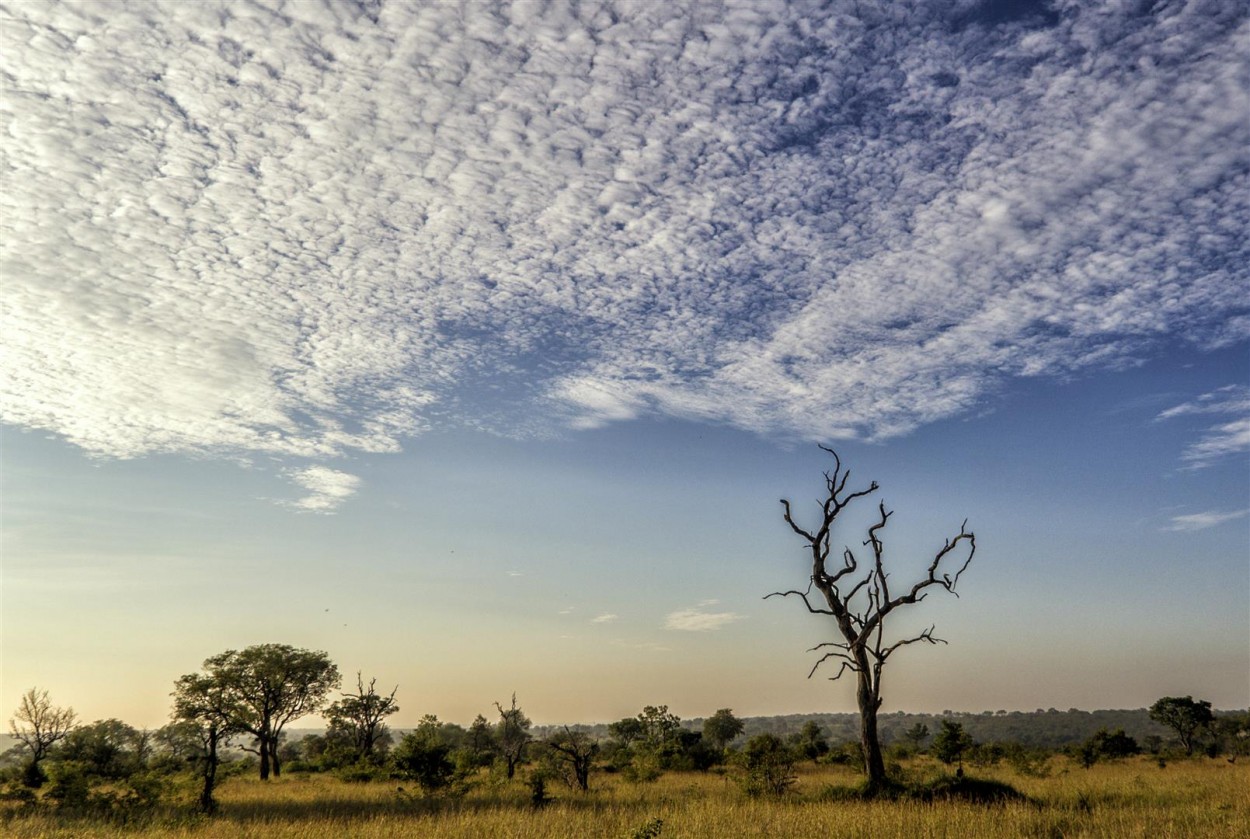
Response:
[1, 0, 1247, 727]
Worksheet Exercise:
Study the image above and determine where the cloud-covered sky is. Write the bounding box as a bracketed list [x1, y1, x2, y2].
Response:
[4, 1, 1246, 511]
[1, 2, 1247, 726]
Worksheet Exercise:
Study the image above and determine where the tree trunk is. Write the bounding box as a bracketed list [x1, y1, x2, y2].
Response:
[199, 729, 220, 815]
[259, 737, 271, 780]
[271, 735, 282, 778]
[856, 669, 887, 790]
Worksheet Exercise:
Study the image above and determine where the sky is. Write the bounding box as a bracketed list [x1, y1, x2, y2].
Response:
[1, 0, 1247, 729]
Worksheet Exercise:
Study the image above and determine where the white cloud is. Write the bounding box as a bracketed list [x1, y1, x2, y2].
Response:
[1165, 509, 1250, 532]
[665, 606, 744, 632]
[286, 466, 362, 513]
[1, 1, 1245, 484]
[1157, 386, 1250, 469]
[591, 613, 618, 624]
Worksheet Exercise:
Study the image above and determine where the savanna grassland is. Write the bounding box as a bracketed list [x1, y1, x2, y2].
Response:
[3, 756, 1246, 839]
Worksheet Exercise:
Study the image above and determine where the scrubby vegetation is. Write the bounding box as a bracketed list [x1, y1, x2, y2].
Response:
[4, 688, 1249, 837]
[1, 754, 1247, 838]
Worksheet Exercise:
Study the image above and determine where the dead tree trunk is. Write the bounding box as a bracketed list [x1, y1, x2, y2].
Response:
[768, 446, 975, 793]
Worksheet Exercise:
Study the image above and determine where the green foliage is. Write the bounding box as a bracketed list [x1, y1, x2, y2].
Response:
[933, 721, 974, 766]
[44, 761, 91, 810]
[57, 719, 146, 780]
[20, 759, 48, 789]
[324, 674, 399, 768]
[1149, 696, 1215, 756]
[702, 709, 745, 751]
[621, 750, 664, 783]
[608, 717, 645, 746]
[903, 722, 930, 750]
[195, 644, 341, 779]
[736, 734, 797, 797]
[390, 732, 454, 793]
[1066, 727, 1139, 769]
[788, 720, 830, 763]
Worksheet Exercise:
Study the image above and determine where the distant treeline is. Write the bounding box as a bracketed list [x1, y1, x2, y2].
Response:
[307, 707, 1199, 751]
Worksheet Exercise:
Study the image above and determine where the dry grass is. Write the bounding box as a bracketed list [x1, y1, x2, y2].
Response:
[3, 756, 1246, 838]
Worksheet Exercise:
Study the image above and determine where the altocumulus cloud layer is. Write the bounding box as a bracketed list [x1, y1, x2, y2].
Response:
[3, 1, 1247, 507]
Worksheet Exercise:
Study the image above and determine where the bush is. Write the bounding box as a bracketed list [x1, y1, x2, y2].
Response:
[45, 762, 91, 810]
[736, 734, 797, 797]
[390, 734, 454, 793]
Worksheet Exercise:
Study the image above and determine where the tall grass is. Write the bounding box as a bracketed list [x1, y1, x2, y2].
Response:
[3, 756, 1246, 838]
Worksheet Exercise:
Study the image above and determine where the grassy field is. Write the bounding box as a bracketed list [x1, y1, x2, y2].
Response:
[3, 757, 1246, 838]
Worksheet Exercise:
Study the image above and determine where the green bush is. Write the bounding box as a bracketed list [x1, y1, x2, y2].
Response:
[736, 734, 797, 797]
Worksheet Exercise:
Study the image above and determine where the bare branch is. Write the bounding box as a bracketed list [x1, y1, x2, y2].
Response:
[763, 587, 835, 615]
[809, 655, 857, 681]
[878, 625, 947, 661]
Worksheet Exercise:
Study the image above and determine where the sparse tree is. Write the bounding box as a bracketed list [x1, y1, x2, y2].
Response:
[1149, 696, 1215, 756]
[903, 722, 930, 751]
[325, 673, 398, 765]
[494, 693, 532, 779]
[172, 673, 240, 814]
[636, 705, 682, 751]
[8, 687, 77, 787]
[703, 708, 745, 752]
[464, 713, 498, 767]
[196, 644, 340, 779]
[769, 447, 976, 791]
[545, 727, 599, 791]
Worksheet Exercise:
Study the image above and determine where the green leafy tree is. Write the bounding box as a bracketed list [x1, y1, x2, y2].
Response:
[770, 447, 975, 791]
[8, 687, 77, 788]
[195, 644, 340, 779]
[324, 673, 398, 766]
[1149, 696, 1215, 756]
[932, 720, 974, 767]
[494, 693, 532, 779]
[608, 716, 644, 747]
[57, 719, 146, 780]
[1074, 727, 1140, 768]
[171, 672, 240, 814]
[702, 709, 745, 752]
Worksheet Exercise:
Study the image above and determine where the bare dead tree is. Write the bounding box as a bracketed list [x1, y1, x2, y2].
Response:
[8, 687, 76, 786]
[767, 446, 975, 791]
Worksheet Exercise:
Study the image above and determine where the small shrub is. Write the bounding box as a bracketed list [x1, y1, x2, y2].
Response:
[629, 817, 664, 839]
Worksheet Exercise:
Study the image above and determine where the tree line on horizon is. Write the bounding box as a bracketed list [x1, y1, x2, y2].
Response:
[5, 660, 1247, 816]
